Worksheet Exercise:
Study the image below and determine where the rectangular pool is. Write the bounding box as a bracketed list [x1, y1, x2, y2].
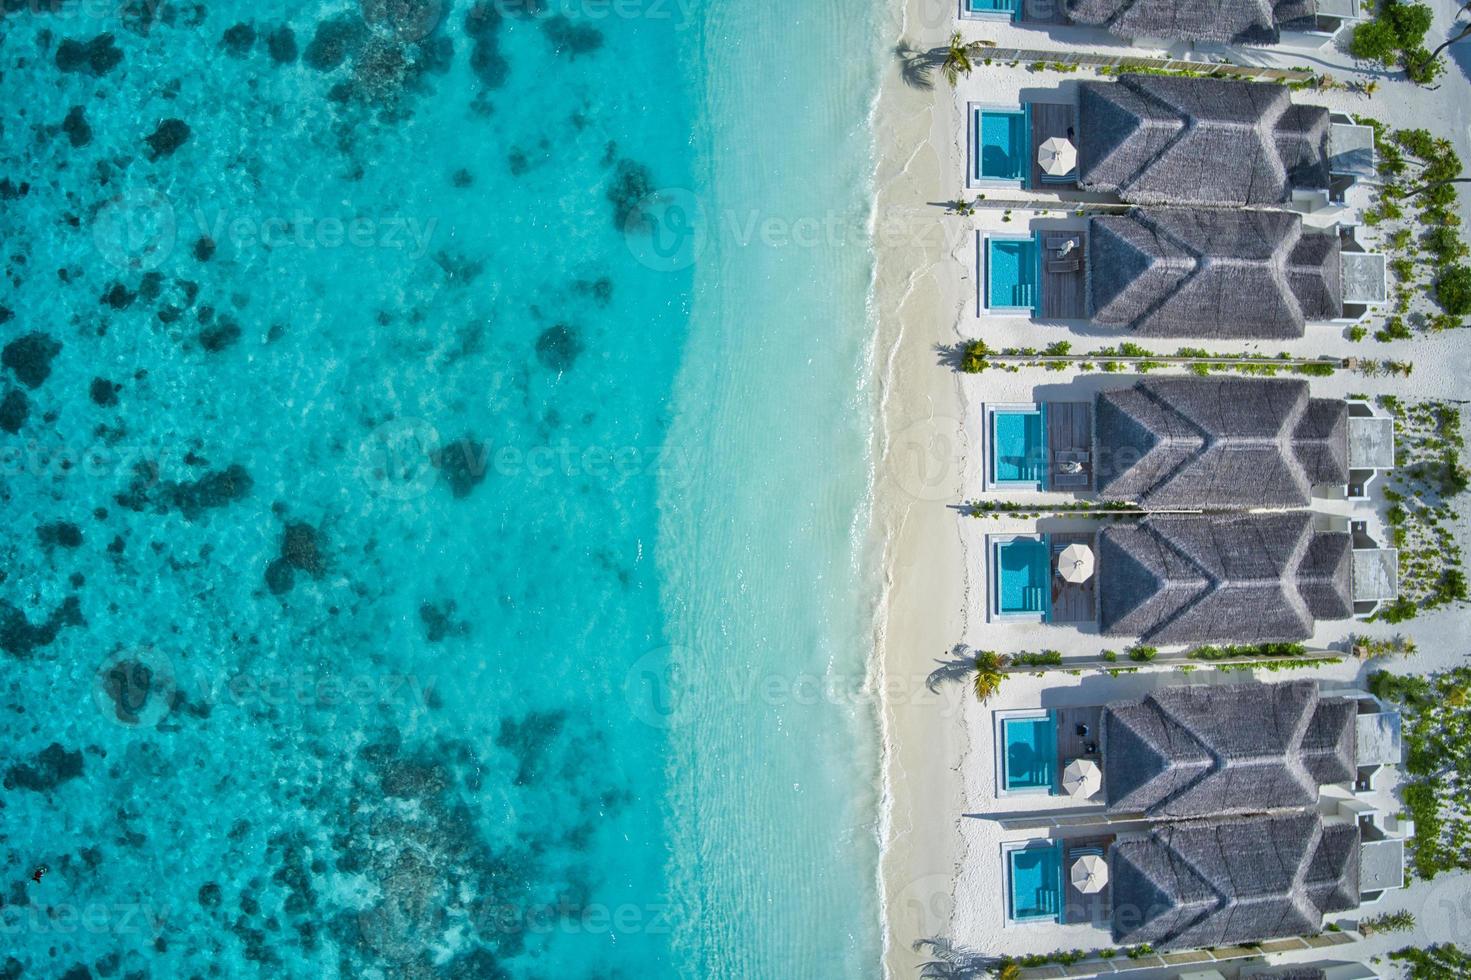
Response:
[994, 536, 1050, 617]
[1002, 715, 1057, 792]
[968, 0, 1019, 16]
[976, 108, 1029, 182]
[992, 409, 1045, 486]
[1008, 844, 1062, 923]
[986, 236, 1041, 312]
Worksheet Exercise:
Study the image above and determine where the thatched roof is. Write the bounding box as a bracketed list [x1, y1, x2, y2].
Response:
[1077, 75, 1331, 206]
[1101, 680, 1357, 818]
[1089, 209, 1342, 338]
[1094, 378, 1349, 508]
[1064, 0, 1318, 44]
[1098, 512, 1353, 643]
[1110, 812, 1360, 949]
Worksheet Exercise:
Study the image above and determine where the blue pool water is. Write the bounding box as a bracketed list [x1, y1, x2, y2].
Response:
[1007, 844, 1062, 922]
[0, 2, 884, 977]
[1002, 715, 1058, 791]
[987, 236, 1041, 310]
[977, 109, 1029, 181]
[993, 409, 1046, 485]
[968, 0, 1020, 16]
[995, 537, 1051, 615]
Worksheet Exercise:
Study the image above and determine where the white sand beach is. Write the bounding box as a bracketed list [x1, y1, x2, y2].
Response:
[871, 1, 1471, 976]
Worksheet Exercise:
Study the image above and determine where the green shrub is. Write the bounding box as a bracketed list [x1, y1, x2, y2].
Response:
[960, 339, 990, 373]
[1436, 266, 1471, 316]
[1128, 645, 1158, 663]
[1405, 47, 1444, 84]
[1385, 1, 1433, 46]
[1350, 18, 1399, 62]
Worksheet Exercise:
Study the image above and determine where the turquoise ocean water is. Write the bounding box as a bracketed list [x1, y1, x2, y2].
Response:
[0, 0, 881, 976]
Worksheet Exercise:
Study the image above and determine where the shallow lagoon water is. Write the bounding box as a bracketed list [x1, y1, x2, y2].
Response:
[1, 0, 881, 976]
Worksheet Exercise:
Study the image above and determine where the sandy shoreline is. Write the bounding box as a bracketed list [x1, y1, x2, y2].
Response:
[869, 0, 972, 974]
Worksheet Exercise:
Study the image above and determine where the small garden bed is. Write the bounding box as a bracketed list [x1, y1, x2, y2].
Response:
[1367, 668, 1471, 879]
[1373, 397, 1469, 622]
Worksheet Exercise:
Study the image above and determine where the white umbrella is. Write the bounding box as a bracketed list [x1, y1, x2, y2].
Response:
[1071, 854, 1108, 893]
[1057, 543, 1095, 584]
[1037, 136, 1077, 176]
[1061, 758, 1102, 798]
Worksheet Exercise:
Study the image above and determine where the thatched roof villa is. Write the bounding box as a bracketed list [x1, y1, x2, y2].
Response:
[1062, 0, 1318, 45]
[1109, 812, 1360, 949]
[1097, 512, 1353, 643]
[1087, 209, 1356, 338]
[1005, 376, 1396, 504]
[1076, 75, 1330, 207]
[1093, 377, 1354, 508]
[1100, 680, 1358, 818]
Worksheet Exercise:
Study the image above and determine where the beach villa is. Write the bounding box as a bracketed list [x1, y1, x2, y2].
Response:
[985, 377, 1396, 502]
[995, 682, 1409, 939]
[1058, 0, 1367, 48]
[969, 75, 1376, 207]
[977, 209, 1385, 328]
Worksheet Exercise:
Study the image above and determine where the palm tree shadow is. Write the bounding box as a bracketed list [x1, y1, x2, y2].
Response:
[913, 936, 995, 979]
[935, 342, 969, 371]
[897, 40, 949, 91]
[926, 644, 975, 694]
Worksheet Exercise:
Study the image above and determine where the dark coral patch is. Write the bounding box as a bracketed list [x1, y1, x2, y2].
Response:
[436, 434, 488, 498]
[281, 522, 327, 577]
[0, 389, 27, 433]
[38, 521, 83, 549]
[303, 17, 367, 71]
[534, 324, 582, 372]
[199, 317, 242, 352]
[61, 106, 92, 147]
[606, 159, 655, 230]
[90, 378, 121, 406]
[101, 281, 136, 309]
[541, 15, 603, 58]
[267, 25, 299, 63]
[0, 596, 85, 658]
[222, 23, 256, 56]
[116, 463, 253, 521]
[419, 600, 470, 642]
[55, 34, 122, 76]
[144, 118, 191, 160]
[2, 332, 62, 389]
[193, 236, 216, 261]
[4, 743, 84, 792]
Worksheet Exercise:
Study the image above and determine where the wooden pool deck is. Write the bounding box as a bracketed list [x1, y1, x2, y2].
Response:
[1038, 230, 1088, 320]
[1049, 532, 1097, 624]
[1028, 102, 1077, 191]
[1060, 834, 1115, 926]
[1047, 402, 1093, 490]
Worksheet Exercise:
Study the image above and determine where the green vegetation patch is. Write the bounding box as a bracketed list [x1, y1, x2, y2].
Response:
[1368, 668, 1471, 879]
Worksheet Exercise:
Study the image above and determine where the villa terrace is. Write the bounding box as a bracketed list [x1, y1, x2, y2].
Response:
[969, 74, 1377, 216]
[960, 0, 1367, 48]
[984, 377, 1397, 504]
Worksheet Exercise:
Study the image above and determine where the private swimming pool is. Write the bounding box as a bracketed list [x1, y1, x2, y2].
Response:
[1001, 713, 1057, 793]
[1007, 843, 1063, 923]
[985, 235, 1041, 312]
[974, 107, 1029, 183]
[967, 0, 1019, 17]
[993, 536, 1050, 618]
[990, 407, 1045, 487]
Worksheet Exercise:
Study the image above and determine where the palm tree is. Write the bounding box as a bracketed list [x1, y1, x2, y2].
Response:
[941, 32, 993, 86]
[1413, 1, 1471, 75]
[971, 650, 1010, 702]
[995, 963, 1023, 980]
